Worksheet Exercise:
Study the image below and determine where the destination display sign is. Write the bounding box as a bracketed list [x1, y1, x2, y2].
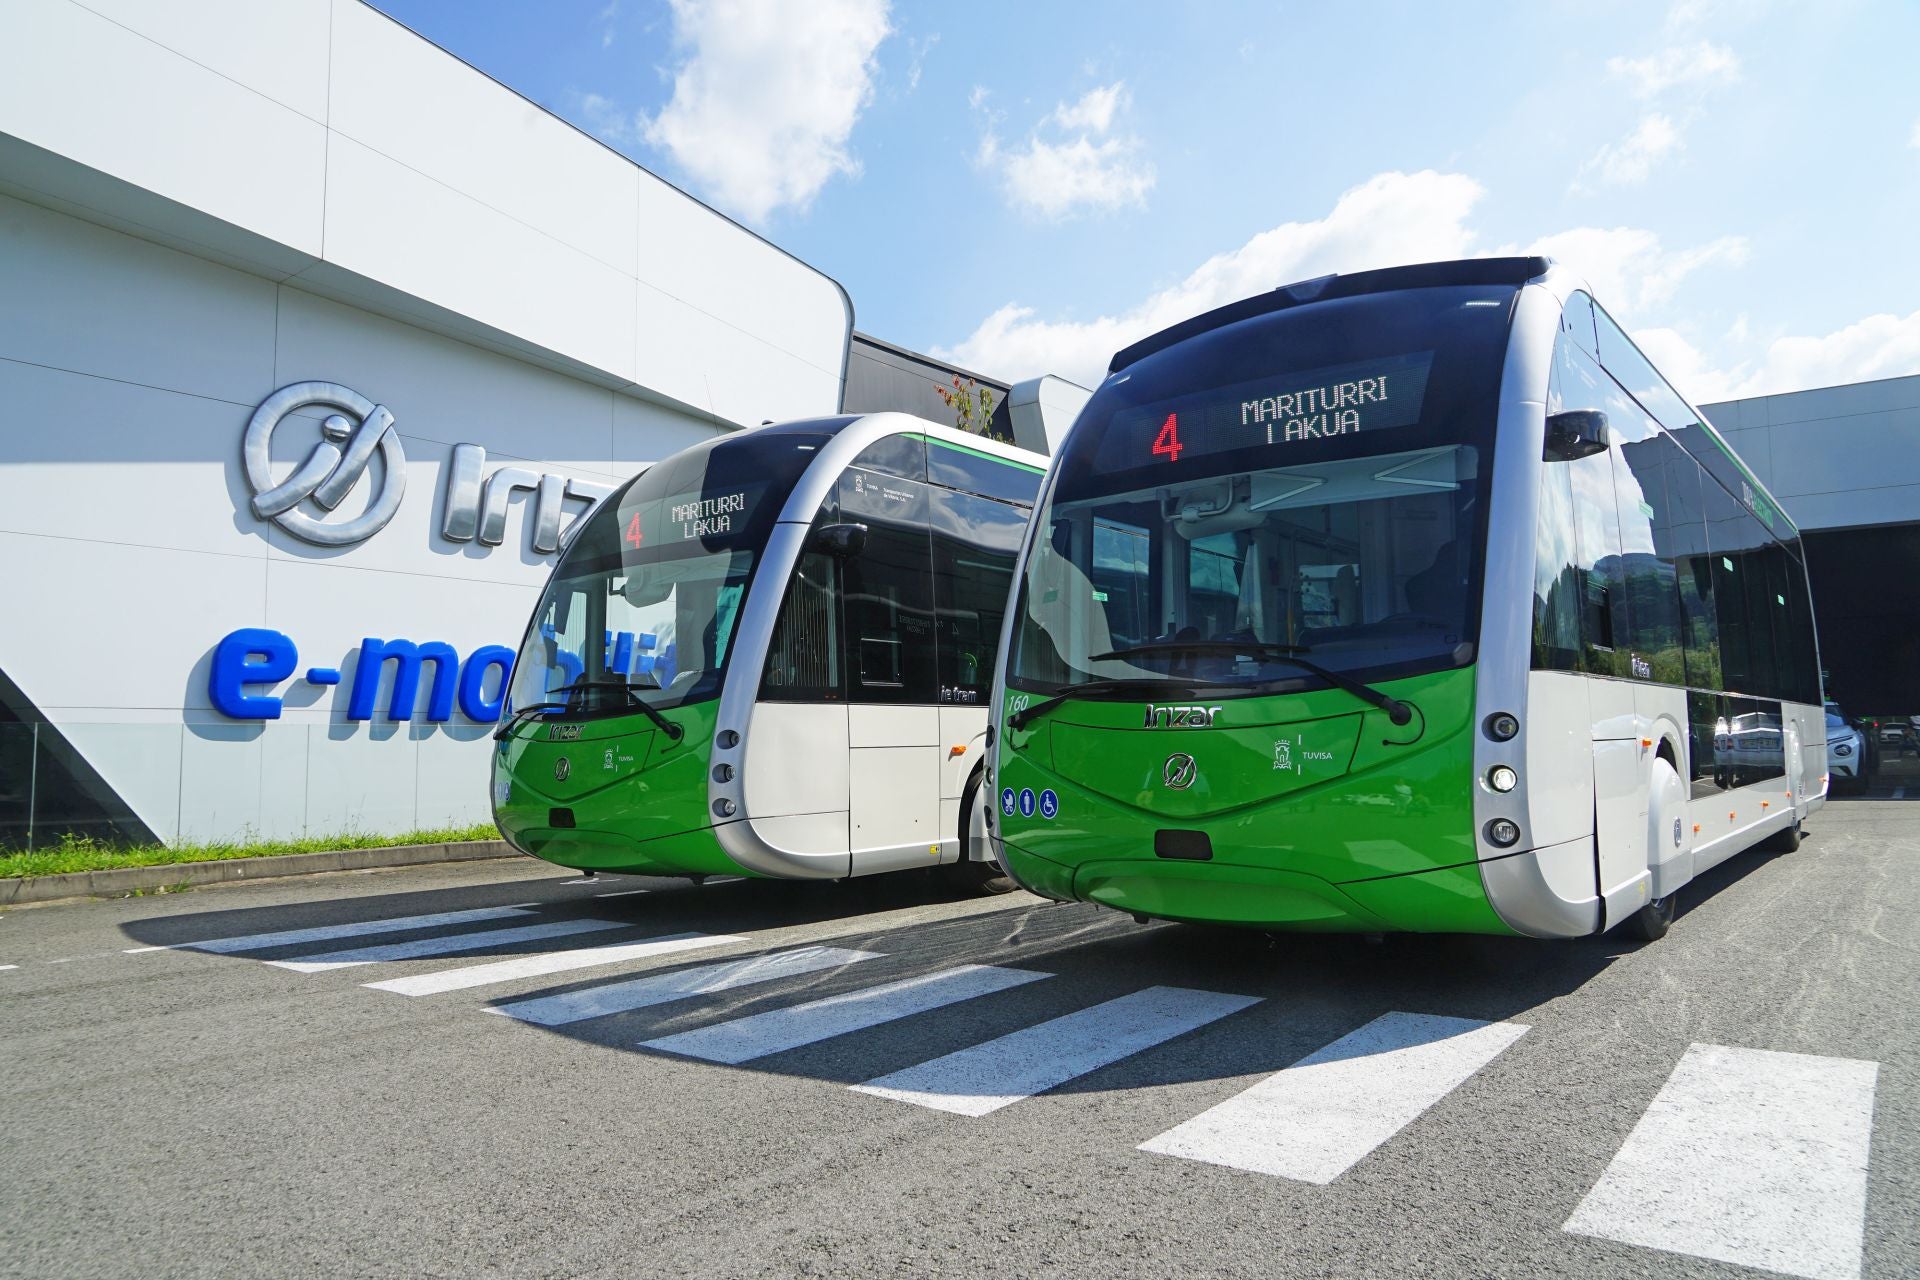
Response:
[617, 483, 766, 554]
[1096, 351, 1434, 471]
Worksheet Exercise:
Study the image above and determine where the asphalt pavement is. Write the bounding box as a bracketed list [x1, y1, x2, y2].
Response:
[1, 798, 1913, 1279]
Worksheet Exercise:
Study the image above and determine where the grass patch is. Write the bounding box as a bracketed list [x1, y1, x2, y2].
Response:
[0, 824, 502, 880]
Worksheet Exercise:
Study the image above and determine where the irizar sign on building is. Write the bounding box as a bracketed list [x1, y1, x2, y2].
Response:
[219, 381, 623, 723]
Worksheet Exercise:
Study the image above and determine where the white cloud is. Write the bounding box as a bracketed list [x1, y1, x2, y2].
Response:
[1635, 311, 1920, 402]
[977, 81, 1155, 220]
[1514, 226, 1749, 316]
[640, 0, 892, 222]
[904, 32, 938, 92]
[577, 91, 636, 144]
[934, 170, 1483, 384]
[1052, 83, 1125, 133]
[984, 134, 1156, 220]
[1607, 42, 1740, 98]
[1910, 118, 1920, 149]
[1577, 113, 1683, 188]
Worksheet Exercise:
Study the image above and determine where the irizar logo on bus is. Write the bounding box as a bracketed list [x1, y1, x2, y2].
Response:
[1144, 704, 1224, 728]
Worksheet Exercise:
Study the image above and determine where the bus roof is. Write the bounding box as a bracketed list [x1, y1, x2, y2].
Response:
[1108, 256, 1550, 375]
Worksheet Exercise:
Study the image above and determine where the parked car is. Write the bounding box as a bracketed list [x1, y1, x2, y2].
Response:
[1825, 710, 1867, 792]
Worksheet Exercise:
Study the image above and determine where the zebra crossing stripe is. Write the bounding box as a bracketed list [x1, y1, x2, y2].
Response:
[852, 985, 1261, 1116]
[268, 918, 630, 973]
[361, 932, 747, 997]
[640, 964, 1050, 1064]
[487, 946, 883, 1026]
[1563, 1044, 1877, 1280]
[176, 905, 539, 954]
[1138, 1011, 1529, 1184]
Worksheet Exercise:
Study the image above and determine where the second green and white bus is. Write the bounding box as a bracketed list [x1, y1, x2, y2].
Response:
[988, 256, 1825, 940]
[491, 414, 1045, 891]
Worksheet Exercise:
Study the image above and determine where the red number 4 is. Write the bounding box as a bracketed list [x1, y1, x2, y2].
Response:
[624, 513, 643, 549]
[1151, 412, 1183, 462]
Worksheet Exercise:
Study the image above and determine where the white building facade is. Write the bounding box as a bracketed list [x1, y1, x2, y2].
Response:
[0, 1, 853, 847]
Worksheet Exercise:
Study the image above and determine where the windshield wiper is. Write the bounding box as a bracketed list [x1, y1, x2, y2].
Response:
[1091, 641, 1413, 726]
[492, 701, 570, 741]
[1008, 677, 1231, 731]
[551, 680, 686, 740]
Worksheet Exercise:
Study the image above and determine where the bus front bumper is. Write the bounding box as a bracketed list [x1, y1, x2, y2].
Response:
[1003, 842, 1516, 934]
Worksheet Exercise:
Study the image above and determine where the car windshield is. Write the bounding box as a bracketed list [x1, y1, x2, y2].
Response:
[505, 430, 831, 718]
[1008, 284, 1512, 695]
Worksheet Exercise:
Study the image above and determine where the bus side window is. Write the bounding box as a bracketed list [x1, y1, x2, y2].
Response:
[929, 489, 1027, 704]
[760, 546, 842, 701]
[1701, 481, 1761, 695]
[1604, 384, 1683, 683]
[1659, 440, 1722, 693]
[1548, 329, 1632, 677]
[838, 470, 938, 704]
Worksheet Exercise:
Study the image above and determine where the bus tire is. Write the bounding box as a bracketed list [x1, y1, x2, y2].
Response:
[1625, 892, 1676, 941]
[943, 770, 1017, 896]
[1762, 817, 1802, 853]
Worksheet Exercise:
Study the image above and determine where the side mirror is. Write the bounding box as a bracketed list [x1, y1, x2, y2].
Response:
[808, 521, 869, 558]
[1544, 410, 1609, 461]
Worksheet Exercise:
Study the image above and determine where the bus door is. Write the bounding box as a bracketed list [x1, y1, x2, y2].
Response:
[839, 466, 943, 871]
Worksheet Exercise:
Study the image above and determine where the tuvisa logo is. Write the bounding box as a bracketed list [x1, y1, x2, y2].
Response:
[1143, 704, 1223, 728]
[242, 382, 615, 553]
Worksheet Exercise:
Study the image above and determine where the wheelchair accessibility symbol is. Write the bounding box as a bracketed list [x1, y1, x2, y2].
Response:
[1038, 789, 1059, 820]
[1000, 787, 1017, 817]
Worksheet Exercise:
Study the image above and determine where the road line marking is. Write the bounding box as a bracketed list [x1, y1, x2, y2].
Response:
[640, 964, 1050, 1064]
[593, 889, 650, 898]
[175, 905, 539, 955]
[1563, 1043, 1877, 1280]
[0, 964, 17, 971]
[853, 985, 1261, 1116]
[363, 932, 744, 996]
[489, 946, 881, 1026]
[122, 946, 169, 954]
[1139, 1011, 1529, 1184]
[268, 918, 629, 973]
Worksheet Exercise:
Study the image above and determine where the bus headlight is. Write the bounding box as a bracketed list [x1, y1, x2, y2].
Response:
[1485, 818, 1521, 848]
[1484, 712, 1520, 742]
[1488, 765, 1518, 793]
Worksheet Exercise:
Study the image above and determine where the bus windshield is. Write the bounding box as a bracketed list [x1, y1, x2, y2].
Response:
[1008, 284, 1514, 697]
[506, 429, 832, 719]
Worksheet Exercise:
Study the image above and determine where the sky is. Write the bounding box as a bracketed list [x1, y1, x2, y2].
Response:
[371, 0, 1920, 403]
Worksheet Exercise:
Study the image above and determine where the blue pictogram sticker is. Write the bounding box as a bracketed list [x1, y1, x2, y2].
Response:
[1039, 789, 1059, 820]
[1018, 788, 1037, 818]
[1001, 787, 1017, 817]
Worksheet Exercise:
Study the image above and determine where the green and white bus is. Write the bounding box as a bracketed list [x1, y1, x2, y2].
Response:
[988, 257, 1825, 940]
[491, 414, 1044, 892]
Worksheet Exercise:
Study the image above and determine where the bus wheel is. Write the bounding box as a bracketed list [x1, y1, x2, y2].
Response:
[1626, 893, 1676, 941]
[1762, 817, 1802, 853]
[942, 771, 1016, 896]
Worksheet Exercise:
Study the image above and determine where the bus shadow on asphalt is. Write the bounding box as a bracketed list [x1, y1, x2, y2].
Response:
[116, 838, 1802, 1097]
[114, 862, 1007, 950]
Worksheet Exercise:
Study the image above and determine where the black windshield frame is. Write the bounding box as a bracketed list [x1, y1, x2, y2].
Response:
[504, 426, 836, 722]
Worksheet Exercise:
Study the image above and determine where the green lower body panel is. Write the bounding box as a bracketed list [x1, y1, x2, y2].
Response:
[1007, 846, 1510, 933]
[504, 822, 750, 878]
[493, 702, 751, 878]
[993, 665, 1519, 937]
